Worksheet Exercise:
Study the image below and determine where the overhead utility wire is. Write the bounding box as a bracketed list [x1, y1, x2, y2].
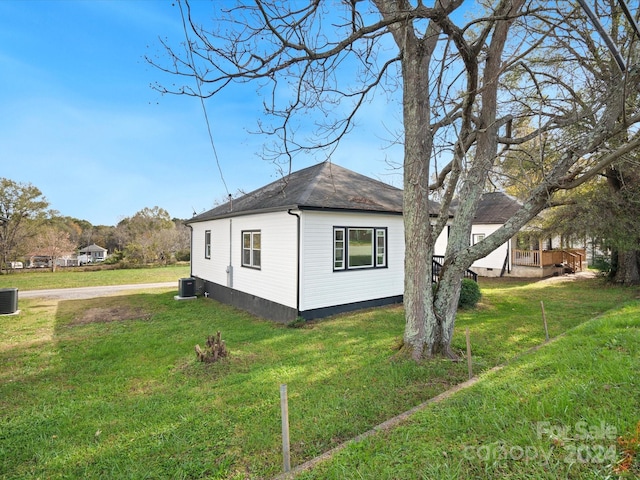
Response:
[618, 0, 640, 41]
[178, 0, 230, 198]
[576, 0, 627, 71]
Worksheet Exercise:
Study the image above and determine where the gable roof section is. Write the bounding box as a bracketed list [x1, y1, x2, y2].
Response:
[79, 243, 107, 253]
[472, 191, 522, 224]
[190, 162, 413, 222]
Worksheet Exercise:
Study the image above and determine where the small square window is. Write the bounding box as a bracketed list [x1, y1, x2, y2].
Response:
[472, 233, 485, 245]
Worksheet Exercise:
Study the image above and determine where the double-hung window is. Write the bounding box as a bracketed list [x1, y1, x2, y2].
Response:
[472, 233, 485, 245]
[204, 230, 211, 259]
[333, 227, 387, 271]
[242, 230, 261, 269]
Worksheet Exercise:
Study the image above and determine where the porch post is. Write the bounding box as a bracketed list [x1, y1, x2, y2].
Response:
[538, 239, 543, 268]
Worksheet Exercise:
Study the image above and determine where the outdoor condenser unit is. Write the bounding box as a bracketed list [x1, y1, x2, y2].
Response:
[178, 278, 196, 298]
[0, 288, 18, 314]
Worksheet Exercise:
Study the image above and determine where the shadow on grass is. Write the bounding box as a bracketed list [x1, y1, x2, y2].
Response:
[2, 275, 638, 479]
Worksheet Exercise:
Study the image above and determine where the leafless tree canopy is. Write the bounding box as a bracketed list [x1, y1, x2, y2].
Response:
[150, 0, 640, 358]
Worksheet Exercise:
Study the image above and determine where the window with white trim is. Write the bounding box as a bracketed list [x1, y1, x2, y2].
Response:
[472, 233, 485, 245]
[205, 230, 211, 259]
[242, 230, 261, 269]
[333, 227, 387, 270]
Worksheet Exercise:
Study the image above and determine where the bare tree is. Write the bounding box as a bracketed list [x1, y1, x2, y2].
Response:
[28, 226, 77, 273]
[150, 1, 640, 359]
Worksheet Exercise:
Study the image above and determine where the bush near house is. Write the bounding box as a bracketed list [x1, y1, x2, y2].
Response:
[458, 278, 482, 308]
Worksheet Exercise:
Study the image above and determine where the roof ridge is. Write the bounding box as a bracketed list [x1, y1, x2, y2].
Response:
[297, 161, 333, 205]
[189, 161, 406, 223]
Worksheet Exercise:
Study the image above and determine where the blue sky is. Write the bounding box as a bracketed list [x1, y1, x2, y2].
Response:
[0, 0, 404, 226]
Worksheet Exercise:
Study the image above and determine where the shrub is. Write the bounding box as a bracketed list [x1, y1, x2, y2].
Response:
[458, 278, 481, 309]
[287, 316, 307, 328]
[591, 255, 611, 272]
[175, 249, 191, 262]
[103, 249, 124, 265]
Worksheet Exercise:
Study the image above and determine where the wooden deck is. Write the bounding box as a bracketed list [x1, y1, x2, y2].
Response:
[513, 248, 585, 272]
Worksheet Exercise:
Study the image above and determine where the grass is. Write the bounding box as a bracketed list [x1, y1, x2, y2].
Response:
[0, 264, 190, 290]
[296, 300, 640, 479]
[1, 273, 638, 478]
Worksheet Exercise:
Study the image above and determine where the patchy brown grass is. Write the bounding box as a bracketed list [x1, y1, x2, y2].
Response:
[68, 306, 152, 326]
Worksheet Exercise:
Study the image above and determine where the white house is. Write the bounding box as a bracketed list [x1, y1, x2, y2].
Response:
[462, 191, 521, 277]
[463, 192, 585, 277]
[187, 162, 583, 321]
[188, 162, 448, 322]
[78, 244, 108, 264]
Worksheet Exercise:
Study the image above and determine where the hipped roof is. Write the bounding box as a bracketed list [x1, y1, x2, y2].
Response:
[471, 191, 522, 224]
[189, 162, 519, 224]
[191, 162, 442, 222]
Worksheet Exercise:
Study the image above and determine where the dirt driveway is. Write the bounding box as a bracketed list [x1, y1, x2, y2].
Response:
[18, 282, 177, 300]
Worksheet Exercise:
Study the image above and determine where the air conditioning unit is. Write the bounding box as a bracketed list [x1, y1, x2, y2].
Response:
[0, 288, 18, 314]
[178, 278, 196, 298]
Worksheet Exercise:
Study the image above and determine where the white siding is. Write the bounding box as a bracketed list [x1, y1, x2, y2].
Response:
[191, 211, 298, 309]
[470, 224, 510, 270]
[433, 225, 449, 256]
[299, 211, 404, 311]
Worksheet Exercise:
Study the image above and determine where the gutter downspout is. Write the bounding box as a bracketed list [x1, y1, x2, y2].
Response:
[186, 223, 194, 278]
[287, 209, 301, 317]
[227, 218, 233, 288]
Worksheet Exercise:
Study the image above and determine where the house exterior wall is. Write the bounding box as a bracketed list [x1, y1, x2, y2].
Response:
[469, 224, 510, 277]
[189, 208, 532, 320]
[510, 264, 564, 278]
[190, 211, 299, 320]
[298, 211, 404, 315]
[91, 251, 106, 261]
[433, 224, 449, 256]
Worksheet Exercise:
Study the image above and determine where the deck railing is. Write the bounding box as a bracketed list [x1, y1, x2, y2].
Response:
[432, 256, 478, 283]
[513, 249, 540, 267]
[513, 248, 585, 271]
[563, 249, 584, 272]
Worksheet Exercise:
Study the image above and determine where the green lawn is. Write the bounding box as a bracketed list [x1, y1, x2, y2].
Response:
[297, 299, 640, 479]
[1, 274, 638, 479]
[0, 264, 190, 290]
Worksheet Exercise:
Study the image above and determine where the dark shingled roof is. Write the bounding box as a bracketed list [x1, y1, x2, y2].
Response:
[472, 191, 522, 224]
[79, 243, 107, 253]
[190, 162, 417, 222]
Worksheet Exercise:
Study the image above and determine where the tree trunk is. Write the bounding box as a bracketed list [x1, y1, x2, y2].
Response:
[612, 250, 640, 285]
[606, 166, 640, 285]
[400, 34, 437, 360]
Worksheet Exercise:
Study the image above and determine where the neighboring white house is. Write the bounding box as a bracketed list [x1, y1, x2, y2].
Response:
[78, 244, 108, 264]
[461, 191, 521, 277]
[459, 192, 585, 278]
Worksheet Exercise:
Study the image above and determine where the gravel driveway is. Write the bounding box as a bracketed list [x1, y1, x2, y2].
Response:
[18, 282, 177, 300]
